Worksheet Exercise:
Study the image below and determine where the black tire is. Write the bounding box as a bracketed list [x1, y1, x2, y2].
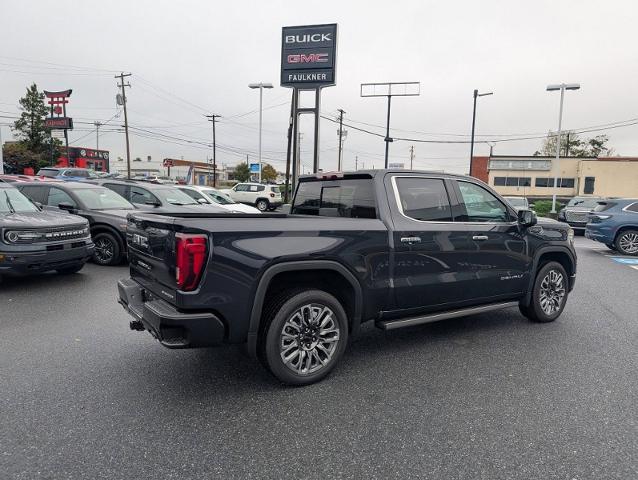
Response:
[56, 263, 85, 275]
[259, 289, 349, 385]
[520, 261, 569, 323]
[255, 199, 269, 212]
[615, 229, 638, 256]
[92, 232, 122, 266]
[605, 243, 617, 251]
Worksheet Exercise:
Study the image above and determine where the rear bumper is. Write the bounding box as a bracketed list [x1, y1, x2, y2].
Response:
[117, 277, 225, 348]
[0, 242, 93, 276]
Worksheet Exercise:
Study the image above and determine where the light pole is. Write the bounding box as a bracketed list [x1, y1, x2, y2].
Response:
[547, 83, 580, 213]
[469, 89, 493, 174]
[248, 82, 273, 183]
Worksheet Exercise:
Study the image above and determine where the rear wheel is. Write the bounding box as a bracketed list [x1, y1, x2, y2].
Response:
[56, 263, 85, 275]
[260, 289, 348, 385]
[92, 232, 122, 266]
[615, 230, 638, 256]
[256, 199, 269, 212]
[520, 261, 569, 323]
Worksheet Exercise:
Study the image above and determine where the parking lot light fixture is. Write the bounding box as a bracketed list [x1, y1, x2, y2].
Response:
[249, 82, 274, 183]
[546, 83, 581, 214]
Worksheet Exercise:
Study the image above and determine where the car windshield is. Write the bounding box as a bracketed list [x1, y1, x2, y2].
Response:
[154, 187, 199, 205]
[567, 197, 600, 208]
[37, 169, 59, 178]
[202, 188, 234, 205]
[505, 197, 528, 207]
[74, 187, 135, 210]
[0, 188, 40, 213]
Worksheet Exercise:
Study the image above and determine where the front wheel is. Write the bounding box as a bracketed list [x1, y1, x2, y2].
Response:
[520, 261, 569, 323]
[615, 230, 638, 256]
[92, 232, 122, 266]
[260, 290, 348, 385]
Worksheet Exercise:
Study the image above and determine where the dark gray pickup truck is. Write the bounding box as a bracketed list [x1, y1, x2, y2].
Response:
[118, 170, 577, 385]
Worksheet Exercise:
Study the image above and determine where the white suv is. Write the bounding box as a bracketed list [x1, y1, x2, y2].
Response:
[223, 183, 282, 211]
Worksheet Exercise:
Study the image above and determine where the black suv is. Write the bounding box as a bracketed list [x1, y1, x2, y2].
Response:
[97, 180, 228, 214]
[0, 183, 93, 280]
[17, 182, 135, 266]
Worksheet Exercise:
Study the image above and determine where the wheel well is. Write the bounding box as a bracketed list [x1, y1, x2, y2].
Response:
[614, 226, 638, 243]
[255, 197, 269, 204]
[537, 251, 574, 276]
[261, 269, 356, 330]
[90, 224, 125, 248]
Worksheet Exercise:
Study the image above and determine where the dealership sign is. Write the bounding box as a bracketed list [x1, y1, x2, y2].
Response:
[281, 24, 337, 88]
[45, 117, 73, 130]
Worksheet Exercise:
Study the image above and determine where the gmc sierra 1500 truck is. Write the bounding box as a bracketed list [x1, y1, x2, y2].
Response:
[118, 170, 576, 385]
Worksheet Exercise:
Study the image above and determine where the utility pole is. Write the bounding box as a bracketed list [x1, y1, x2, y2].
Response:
[337, 109, 346, 170]
[284, 91, 295, 203]
[409, 145, 415, 170]
[94, 121, 103, 150]
[355, 155, 358, 171]
[206, 114, 221, 187]
[0, 125, 3, 174]
[470, 89, 493, 175]
[115, 73, 132, 179]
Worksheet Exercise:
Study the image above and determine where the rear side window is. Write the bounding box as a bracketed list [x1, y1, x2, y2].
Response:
[292, 179, 376, 219]
[626, 203, 638, 213]
[593, 202, 616, 212]
[395, 177, 453, 222]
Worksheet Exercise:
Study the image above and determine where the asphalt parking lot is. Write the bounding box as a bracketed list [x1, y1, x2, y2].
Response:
[1, 236, 636, 480]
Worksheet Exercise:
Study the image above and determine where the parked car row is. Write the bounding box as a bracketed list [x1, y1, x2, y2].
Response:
[1, 173, 282, 281]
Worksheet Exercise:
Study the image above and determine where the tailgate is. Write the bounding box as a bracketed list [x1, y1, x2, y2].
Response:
[126, 213, 193, 303]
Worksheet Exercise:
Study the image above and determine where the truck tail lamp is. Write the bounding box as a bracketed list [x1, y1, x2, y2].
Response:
[315, 171, 344, 180]
[175, 233, 208, 291]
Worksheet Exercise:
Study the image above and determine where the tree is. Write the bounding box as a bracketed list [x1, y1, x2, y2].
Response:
[533, 131, 614, 157]
[234, 162, 251, 182]
[8, 83, 60, 172]
[261, 163, 278, 183]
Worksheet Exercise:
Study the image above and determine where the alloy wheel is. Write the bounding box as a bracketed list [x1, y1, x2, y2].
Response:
[94, 238, 114, 264]
[279, 303, 341, 375]
[618, 232, 638, 254]
[539, 269, 566, 315]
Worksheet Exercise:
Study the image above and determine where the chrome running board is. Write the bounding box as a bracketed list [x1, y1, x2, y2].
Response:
[376, 301, 519, 330]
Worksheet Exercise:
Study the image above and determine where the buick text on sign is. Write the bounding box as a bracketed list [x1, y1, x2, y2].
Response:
[281, 24, 337, 88]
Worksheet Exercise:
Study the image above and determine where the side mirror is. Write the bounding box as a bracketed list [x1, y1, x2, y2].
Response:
[517, 209, 537, 227]
[58, 202, 77, 213]
[197, 198, 210, 204]
[145, 200, 161, 207]
[33, 201, 43, 210]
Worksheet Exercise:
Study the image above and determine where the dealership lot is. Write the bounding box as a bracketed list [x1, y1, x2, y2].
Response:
[1, 237, 636, 480]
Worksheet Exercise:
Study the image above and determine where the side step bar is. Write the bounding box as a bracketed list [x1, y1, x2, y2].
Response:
[376, 301, 519, 331]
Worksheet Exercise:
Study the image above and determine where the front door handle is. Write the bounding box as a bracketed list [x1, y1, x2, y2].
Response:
[401, 236, 422, 244]
[472, 235, 489, 241]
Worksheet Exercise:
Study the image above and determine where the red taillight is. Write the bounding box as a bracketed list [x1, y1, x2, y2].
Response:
[269, 192, 275, 198]
[175, 233, 207, 291]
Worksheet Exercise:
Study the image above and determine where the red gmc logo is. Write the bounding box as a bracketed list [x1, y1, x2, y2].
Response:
[287, 53, 329, 64]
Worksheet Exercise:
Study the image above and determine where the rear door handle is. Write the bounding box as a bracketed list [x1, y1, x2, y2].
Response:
[401, 236, 422, 244]
[472, 235, 489, 241]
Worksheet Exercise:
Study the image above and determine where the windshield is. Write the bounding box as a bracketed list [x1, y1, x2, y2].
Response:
[505, 197, 528, 207]
[0, 188, 40, 213]
[154, 188, 199, 205]
[202, 188, 234, 205]
[567, 197, 600, 208]
[37, 169, 59, 178]
[74, 187, 135, 210]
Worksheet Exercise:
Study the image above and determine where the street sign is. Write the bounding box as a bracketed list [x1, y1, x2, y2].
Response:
[388, 162, 405, 169]
[281, 24, 337, 88]
[249, 163, 261, 173]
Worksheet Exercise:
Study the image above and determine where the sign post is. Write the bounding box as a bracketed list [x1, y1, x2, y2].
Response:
[44, 89, 73, 166]
[281, 23, 337, 190]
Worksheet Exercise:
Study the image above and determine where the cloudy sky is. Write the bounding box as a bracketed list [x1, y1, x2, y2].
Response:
[1, 0, 637, 174]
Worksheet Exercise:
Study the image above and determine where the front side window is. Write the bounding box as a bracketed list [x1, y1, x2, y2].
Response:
[74, 188, 134, 210]
[457, 181, 511, 222]
[180, 188, 206, 202]
[395, 177, 453, 222]
[47, 187, 76, 207]
[234, 184, 249, 192]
